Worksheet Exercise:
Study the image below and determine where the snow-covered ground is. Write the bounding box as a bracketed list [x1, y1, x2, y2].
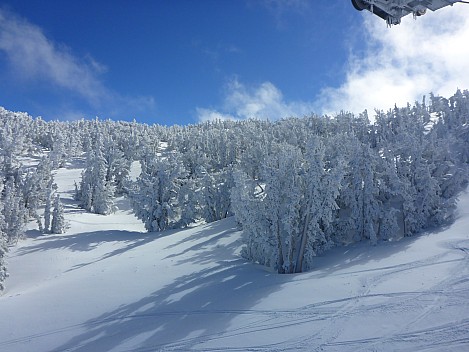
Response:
[1, 161, 468, 352]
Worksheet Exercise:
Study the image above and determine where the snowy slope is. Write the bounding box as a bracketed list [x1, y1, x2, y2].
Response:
[0, 161, 468, 352]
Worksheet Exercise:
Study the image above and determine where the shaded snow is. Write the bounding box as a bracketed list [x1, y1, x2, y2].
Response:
[1, 163, 468, 351]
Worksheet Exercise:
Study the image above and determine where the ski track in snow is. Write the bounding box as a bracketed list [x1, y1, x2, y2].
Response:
[0, 163, 469, 351]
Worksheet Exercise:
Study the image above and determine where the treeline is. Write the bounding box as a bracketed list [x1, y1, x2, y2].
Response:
[73, 90, 469, 273]
[1, 90, 468, 291]
[0, 111, 164, 290]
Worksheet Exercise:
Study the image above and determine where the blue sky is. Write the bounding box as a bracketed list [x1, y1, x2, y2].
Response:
[1, 1, 468, 125]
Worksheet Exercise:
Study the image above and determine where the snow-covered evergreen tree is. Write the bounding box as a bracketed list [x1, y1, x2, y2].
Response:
[102, 131, 131, 195]
[329, 135, 361, 243]
[78, 130, 115, 215]
[2, 178, 27, 244]
[0, 229, 7, 292]
[260, 143, 303, 273]
[43, 179, 57, 234]
[51, 195, 66, 234]
[296, 138, 345, 272]
[0, 119, 22, 180]
[129, 152, 188, 232]
[360, 145, 380, 244]
[176, 177, 199, 228]
[201, 167, 234, 223]
[231, 169, 271, 267]
[91, 142, 116, 215]
[50, 132, 67, 169]
[233, 139, 345, 273]
[0, 181, 8, 292]
[20, 156, 55, 231]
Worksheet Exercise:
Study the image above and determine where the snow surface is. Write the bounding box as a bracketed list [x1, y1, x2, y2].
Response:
[1, 161, 469, 351]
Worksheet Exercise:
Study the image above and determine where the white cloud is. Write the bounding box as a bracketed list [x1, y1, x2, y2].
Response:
[199, 5, 469, 123]
[197, 78, 315, 122]
[196, 108, 237, 122]
[316, 5, 469, 116]
[0, 8, 155, 119]
[0, 8, 108, 104]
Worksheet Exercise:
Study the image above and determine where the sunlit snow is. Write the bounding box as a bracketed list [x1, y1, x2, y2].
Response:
[1, 159, 468, 351]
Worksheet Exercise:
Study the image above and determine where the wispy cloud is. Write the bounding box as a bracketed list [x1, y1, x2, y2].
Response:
[0, 7, 155, 120]
[0, 8, 108, 104]
[197, 78, 314, 122]
[316, 5, 469, 115]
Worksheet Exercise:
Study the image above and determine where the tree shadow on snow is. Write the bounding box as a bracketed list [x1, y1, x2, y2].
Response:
[310, 219, 459, 279]
[52, 222, 284, 352]
[162, 218, 241, 266]
[14, 230, 154, 258]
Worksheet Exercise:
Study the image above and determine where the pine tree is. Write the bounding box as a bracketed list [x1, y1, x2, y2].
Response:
[0, 182, 8, 292]
[20, 156, 55, 232]
[43, 179, 56, 233]
[50, 133, 67, 169]
[79, 149, 94, 212]
[129, 152, 188, 232]
[295, 138, 345, 272]
[201, 167, 234, 223]
[0, 122, 21, 180]
[231, 169, 271, 267]
[91, 142, 116, 215]
[51, 195, 66, 234]
[2, 178, 27, 244]
[78, 132, 115, 215]
[232, 139, 346, 274]
[176, 177, 199, 228]
[0, 230, 7, 291]
[361, 145, 380, 244]
[260, 143, 303, 273]
[102, 132, 131, 195]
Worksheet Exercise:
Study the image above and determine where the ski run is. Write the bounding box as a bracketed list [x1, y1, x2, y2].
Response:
[0, 149, 468, 351]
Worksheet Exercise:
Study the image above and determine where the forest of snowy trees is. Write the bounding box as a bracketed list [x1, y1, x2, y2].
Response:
[1, 89, 468, 290]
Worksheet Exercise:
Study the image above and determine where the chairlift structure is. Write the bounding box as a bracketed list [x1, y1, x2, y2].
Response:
[351, 0, 468, 25]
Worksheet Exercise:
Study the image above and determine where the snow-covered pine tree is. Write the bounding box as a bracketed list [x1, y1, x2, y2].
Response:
[295, 138, 346, 272]
[201, 167, 234, 223]
[50, 132, 67, 169]
[260, 143, 303, 273]
[231, 169, 271, 267]
[327, 134, 363, 245]
[102, 131, 131, 196]
[20, 156, 55, 232]
[0, 120, 22, 180]
[0, 181, 8, 291]
[51, 195, 66, 234]
[176, 176, 199, 228]
[129, 152, 188, 232]
[78, 130, 116, 215]
[20, 170, 44, 232]
[360, 145, 381, 244]
[238, 133, 271, 180]
[0, 226, 7, 292]
[2, 178, 27, 245]
[329, 135, 380, 245]
[79, 149, 94, 212]
[92, 145, 116, 215]
[43, 179, 57, 234]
